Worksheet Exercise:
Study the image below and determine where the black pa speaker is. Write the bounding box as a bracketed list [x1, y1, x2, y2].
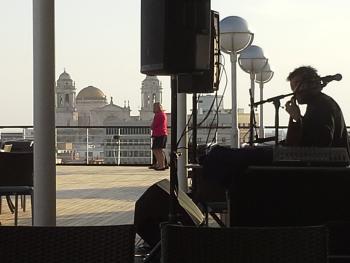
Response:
[134, 179, 197, 248]
[141, 0, 211, 75]
[177, 10, 220, 93]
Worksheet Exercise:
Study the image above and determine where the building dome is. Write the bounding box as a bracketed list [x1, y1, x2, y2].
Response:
[58, 70, 72, 81]
[76, 86, 106, 100]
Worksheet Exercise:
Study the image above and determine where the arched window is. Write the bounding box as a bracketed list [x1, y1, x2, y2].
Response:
[65, 94, 69, 105]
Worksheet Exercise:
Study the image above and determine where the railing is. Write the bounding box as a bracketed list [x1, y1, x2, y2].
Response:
[55, 126, 154, 165]
[2, 125, 347, 165]
[0, 126, 154, 165]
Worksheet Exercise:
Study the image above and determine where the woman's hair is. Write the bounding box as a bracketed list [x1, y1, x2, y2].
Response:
[153, 102, 163, 112]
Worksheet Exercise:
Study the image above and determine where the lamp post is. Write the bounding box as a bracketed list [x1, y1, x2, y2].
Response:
[238, 45, 268, 145]
[255, 63, 274, 138]
[220, 16, 253, 148]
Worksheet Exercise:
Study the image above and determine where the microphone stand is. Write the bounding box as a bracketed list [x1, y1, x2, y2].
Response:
[249, 89, 258, 146]
[253, 92, 293, 145]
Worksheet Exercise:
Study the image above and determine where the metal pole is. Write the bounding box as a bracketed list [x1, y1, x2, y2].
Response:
[230, 52, 240, 148]
[259, 81, 264, 138]
[177, 93, 188, 192]
[273, 99, 281, 145]
[169, 75, 178, 224]
[250, 72, 255, 101]
[192, 93, 197, 162]
[113, 135, 117, 165]
[33, 0, 56, 226]
[249, 73, 255, 146]
[86, 128, 89, 165]
[117, 128, 121, 165]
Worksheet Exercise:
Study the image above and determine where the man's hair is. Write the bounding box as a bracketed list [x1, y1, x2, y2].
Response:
[287, 66, 320, 82]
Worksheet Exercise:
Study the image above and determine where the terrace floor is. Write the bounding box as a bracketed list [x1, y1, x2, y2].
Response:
[0, 166, 169, 226]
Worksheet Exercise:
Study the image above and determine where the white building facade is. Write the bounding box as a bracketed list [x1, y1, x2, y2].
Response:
[55, 71, 165, 164]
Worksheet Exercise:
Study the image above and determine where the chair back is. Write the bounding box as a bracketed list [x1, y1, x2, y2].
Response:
[327, 221, 350, 263]
[3, 144, 12, 152]
[2, 140, 33, 152]
[161, 224, 328, 263]
[0, 152, 33, 187]
[0, 224, 135, 263]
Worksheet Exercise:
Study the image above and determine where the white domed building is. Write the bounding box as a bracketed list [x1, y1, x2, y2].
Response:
[75, 86, 108, 126]
[55, 70, 163, 126]
[75, 85, 133, 126]
[55, 70, 165, 164]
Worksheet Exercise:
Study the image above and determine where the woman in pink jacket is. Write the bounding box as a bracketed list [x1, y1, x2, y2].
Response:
[150, 102, 168, 170]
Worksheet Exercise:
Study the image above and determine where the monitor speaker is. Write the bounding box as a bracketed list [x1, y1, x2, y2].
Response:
[134, 180, 197, 248]
[141, 0, 211, 75]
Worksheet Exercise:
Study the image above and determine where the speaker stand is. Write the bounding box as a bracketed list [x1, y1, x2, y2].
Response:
[169, 75, 178, 223]
[143, 242, 161, 263]
[143, 76, 179, 263]
[192, 93, 198, 163]
[248, 88, 258, 146]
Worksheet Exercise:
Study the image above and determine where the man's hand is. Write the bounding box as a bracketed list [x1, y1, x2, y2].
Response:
[285, 98, 301, 121]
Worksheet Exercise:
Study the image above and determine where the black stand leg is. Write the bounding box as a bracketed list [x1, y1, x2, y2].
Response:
[143, 242, 161, 263]
[192, 93, 197, 163]
[272, 99, 281, 145]
[169, 75, 178, 224]
[249, 89, 257, 146]
[143, 76, 179, 263]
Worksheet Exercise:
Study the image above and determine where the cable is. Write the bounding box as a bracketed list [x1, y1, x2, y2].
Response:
[204, 61, 227, 143]
[176, 53, 228, 151]
[175, 94, 202, 148]
[196, 54, 226, 129]
[204, 60, 228, 145]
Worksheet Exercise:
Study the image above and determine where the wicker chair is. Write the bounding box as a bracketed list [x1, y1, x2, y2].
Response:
[161, 224, 328, 263]
[327, 221, 350, 263]
[0, 152, 33, 225]
[0, 224, 135, 263]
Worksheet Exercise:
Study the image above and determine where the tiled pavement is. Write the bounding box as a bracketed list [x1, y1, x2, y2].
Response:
[0, 166, 169, 226]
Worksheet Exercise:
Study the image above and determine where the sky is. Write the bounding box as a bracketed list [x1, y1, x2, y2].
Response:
[1, 0, 350, 127]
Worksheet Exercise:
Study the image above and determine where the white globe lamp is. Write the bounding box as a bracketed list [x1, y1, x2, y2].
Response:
[220, 16, 253, 148]
[255, 63, 274, 138]
[238, 45, 268, 100]
[238, 45, 268, 145]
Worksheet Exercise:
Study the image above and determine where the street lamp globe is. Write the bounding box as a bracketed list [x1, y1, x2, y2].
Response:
[255, 63, 274, 138]
[238, 45, 268, 145]
[219, 16, 254, 148]
[238, 45, 268, 75]
[255, 63, 274, 84]
[220, 16, 254, 54]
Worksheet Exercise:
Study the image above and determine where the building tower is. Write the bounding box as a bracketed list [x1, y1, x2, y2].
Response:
[140, 75, 162, 120]
[55, 70, 78, 126]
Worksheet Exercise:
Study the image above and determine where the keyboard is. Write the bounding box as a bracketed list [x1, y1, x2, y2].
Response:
[273, 146, 350, 167]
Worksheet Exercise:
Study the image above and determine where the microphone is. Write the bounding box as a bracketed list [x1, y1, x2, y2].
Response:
[320, 74, 342, 85]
